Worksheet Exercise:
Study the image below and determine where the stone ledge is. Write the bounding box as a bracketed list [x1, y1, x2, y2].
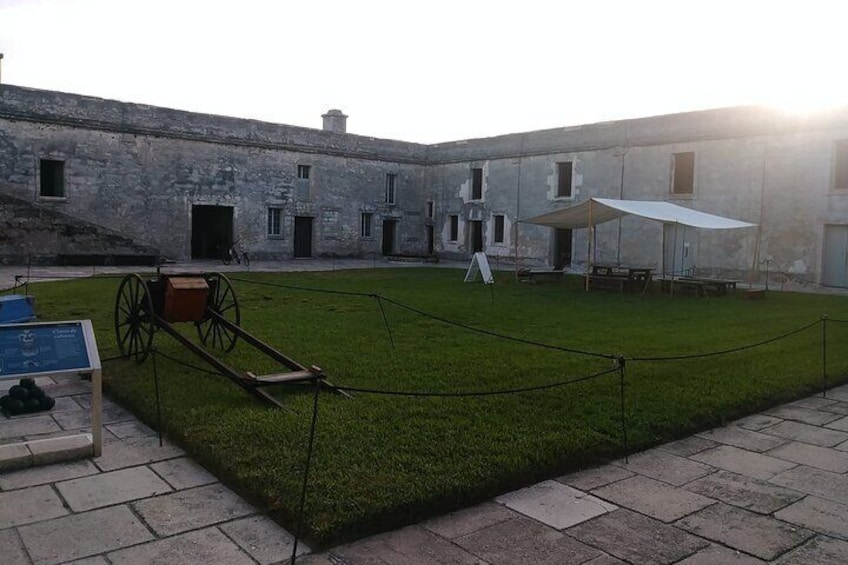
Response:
[0, 433, 93, 471]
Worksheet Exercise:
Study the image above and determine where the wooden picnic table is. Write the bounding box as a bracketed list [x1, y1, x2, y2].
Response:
[587, 264, 653, 294]
[660, 276, 738, 297]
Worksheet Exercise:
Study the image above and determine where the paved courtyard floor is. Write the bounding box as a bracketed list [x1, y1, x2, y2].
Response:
[3, 260, 848, 563]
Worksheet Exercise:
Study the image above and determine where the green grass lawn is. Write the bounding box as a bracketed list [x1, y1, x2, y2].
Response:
[27, 268, 848, 546]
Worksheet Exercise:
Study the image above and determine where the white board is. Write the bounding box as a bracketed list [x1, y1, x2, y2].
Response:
[464, 252, 494, 284]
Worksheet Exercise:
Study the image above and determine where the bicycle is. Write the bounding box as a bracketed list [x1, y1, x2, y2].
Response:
[221, 240, 250, 267]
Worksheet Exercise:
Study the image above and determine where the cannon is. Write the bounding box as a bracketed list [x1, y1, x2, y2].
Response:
[114, 272, 340, 408]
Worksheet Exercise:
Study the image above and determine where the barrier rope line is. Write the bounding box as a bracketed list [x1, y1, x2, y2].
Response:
[152, 350, 222, 376]
[377, 296, 616, 360]
[230, 276, 617, 360]
[290, 377, 321, 565]
[327, 366, 619, 398]
[627, 319, 821, 362]
[0, 281, 23, 294]
[827, 318, 848, 324]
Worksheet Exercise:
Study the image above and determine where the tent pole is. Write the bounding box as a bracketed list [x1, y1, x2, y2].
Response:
[585, 198, 593, 292]
[671, 223, 678, 298]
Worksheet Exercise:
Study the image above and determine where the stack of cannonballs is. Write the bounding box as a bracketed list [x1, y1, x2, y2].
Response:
[0, 378, 55, 416]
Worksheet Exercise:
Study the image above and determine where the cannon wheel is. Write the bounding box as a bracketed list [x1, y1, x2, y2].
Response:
[114, 274, 155, 363]
[197, 272, 240, 352]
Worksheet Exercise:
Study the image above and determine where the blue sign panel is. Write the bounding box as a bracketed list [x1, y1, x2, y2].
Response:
[0, 322, 91, 377]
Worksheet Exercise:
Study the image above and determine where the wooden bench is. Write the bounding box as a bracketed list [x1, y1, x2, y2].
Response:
[518, 268, 565, 283]
[660, 277, 707, 297]
[587, 274, 628, 293]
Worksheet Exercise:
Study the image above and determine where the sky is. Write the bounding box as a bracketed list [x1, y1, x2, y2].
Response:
[1, 0, 847, 143]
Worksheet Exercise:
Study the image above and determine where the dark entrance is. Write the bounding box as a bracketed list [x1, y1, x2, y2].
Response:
[293, 217, 313, 258]
[191, 205, 233, 260]
[553, 228, 572, 268]
[426, 225, 434, 255]
[382, 219, 397, 255]
[469, 220, 483, 252]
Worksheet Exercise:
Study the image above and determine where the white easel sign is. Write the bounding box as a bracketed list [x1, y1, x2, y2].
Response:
[464, 252, 494, 284]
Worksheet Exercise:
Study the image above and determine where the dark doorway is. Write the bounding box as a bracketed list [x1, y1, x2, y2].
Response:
[382, 219, 397, 255]
[469, 220, 483, 252]
[293, 216, 313, 258]
[191, 205, 233, 260]
[553, 228, 572, 268]
[426, 225, 434, 255]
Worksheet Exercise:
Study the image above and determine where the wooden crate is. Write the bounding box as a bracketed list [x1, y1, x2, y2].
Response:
[163, 277, 209, 322]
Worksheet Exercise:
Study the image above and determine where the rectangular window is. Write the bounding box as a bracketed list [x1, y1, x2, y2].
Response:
[426, 200, 434, 219]
[494, 215, 505, 243]
[40, 159, 65, 197]
[557, 161, 573, 197]
[361, 212, 373, 238]
[471, 168, 483, 200]
[449, 215, 459, 241]
[267, 207, 282, 236]
[834, 141, 848, 189]
[671, 152, 695, 195]
[297, 164, 311, 180]
[385, 174, 396, 204]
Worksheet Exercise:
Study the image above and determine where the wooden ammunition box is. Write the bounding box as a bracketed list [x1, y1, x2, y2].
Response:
[163, 277, 209, 323]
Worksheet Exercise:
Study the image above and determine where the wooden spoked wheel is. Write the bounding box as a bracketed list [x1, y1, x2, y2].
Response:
[197, 272, 240, 352]
[114, 274, 155, 363]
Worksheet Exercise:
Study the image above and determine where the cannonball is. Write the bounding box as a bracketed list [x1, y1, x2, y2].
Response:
[24, 398, 41, 412]
[19, 377, 36, 389]
[29, 386, 45, 399]
[9, 385, 29, 401]
[0, 395, 10, 409]
[4, 398, 25, 415]
[40, 396, 56, 410]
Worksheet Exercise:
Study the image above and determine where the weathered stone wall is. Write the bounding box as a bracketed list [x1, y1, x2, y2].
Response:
[3, 84, 848, 284]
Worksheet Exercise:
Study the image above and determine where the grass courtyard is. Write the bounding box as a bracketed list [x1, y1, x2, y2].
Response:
[27, 268, 848, 546]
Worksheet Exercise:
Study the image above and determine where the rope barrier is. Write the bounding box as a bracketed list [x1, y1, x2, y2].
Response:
[229, 276, 373, 298]
[827, 318, 848, 324]
[327, 366, 619, 398]
[627, 319, 821, 362]
[0, 282, 23, 294]
[153, 350, 222, 376]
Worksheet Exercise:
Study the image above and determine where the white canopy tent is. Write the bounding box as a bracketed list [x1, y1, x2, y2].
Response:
[519, 198, 757, 291]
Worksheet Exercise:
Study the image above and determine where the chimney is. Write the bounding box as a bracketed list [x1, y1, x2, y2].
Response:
[321, 109, 348, 133]
[0, 53, 4, 84]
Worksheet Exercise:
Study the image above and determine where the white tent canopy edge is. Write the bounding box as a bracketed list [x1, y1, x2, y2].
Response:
[520, 197, 757, 230]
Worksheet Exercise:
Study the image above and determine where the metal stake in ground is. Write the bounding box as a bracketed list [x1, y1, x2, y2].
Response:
[291, 377, 321, 564]
[822, 315, 828, 397]
[617, 356, 629, 463]
[151, 348, 164, 447]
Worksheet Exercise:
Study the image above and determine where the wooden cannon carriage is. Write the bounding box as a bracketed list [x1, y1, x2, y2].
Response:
[114, 272, 340, 408]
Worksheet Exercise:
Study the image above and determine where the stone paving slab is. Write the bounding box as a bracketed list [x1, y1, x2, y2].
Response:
[29, 433, 93, 466]
[769, 465, 848, 506]
[422, 502, 517, 540]
[775, 535, 848, 565]
[0, 459, 99, 490]
[764, 406, 843, 426]
[132, 483, 256, 536]
[557, 464, 634, 491]
[64, 557, 109, 565]
[675, 544, 767, 564]
[0, 441, 32, 470]
[329, 525, 485, 564]
[567, 509, 709, 565]
[787, 396, 838, 410]
[676, 502, 814, 560]
[825, 415, 848, 431]
[454, 514, 603, 565]
[220, 514, 310, 564]
[696, 425, 788, 452]
[762, 420, 848, 447]
[584, 556, 627, 565]
[612, 449, 712, 486]
[690, 444, 797, 480]
[590, 475, 714, 523]
[92, 436, 183, 472]
[0, 415, 62, 441]
[495, 480, 617, 530]
[0, 527, 31, 565]
[108, 527, 255, 565]
[732, 414, 785, 432]
[775, 496, 848, 540]
[105, 420, 157, 440]
[56, 466, 172, 512]
[656, 436, 717, 457]
[149, 457, 218, 490]
[0, 484, 68, 529]
[766, 441, 848, 473]
[684, 470, 804, 514]
[18, 505, 153, 565]
[820, 401, 848, 416]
